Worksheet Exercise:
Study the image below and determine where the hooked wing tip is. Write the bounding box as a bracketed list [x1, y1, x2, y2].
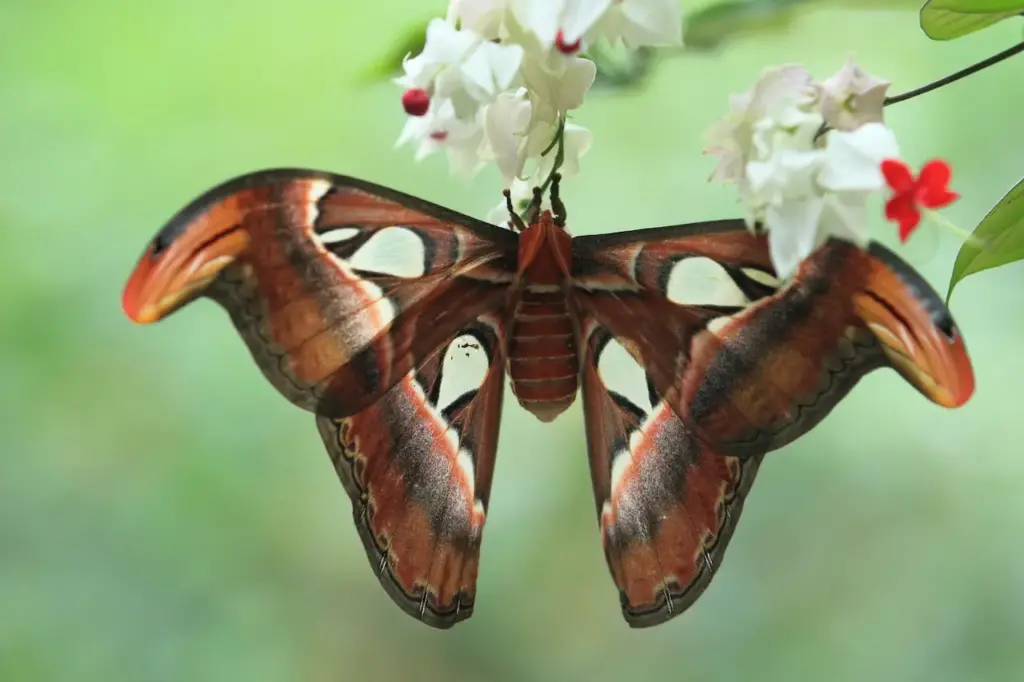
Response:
[858, 243, 976, 410]
[122, 225, 249, 325]
[929, 329, 975, 408]
[122, 245, 160, 324]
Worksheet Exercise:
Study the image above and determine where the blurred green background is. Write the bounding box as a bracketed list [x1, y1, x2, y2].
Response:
[3, 1, 1024, 681]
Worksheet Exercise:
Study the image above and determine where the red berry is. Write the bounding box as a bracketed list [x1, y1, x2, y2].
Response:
[401, 88, 430, 116]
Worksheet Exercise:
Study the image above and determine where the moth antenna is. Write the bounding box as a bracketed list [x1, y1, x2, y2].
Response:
[526, 186, 543, 226]
[550, 173, 566, 227]
[504, 189, 528, 232]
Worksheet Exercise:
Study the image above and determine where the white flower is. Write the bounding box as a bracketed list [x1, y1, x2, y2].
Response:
[393, 3, 600, 197]
[589, 0, 683, 48]
[396, 18, 524, 119]
[396, 99, 485, 178]
[512, 0, 613, 49]
[814, 122, 902, 249]
[742, 112, 826, 277]
[705, 65, 818, 184]
[818, 57, 890, 132]
[705, 62, 910, 278]
[481, 87, 593, 187]
[743, 121, 904, 279]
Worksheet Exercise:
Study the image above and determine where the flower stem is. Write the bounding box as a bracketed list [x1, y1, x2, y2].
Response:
[538, 118, 567, 195]
[922, 208, 988, 250]
[884, 40, 1024, 108]
[815, 39, 1023, 140]
[516, 118, 567, 223]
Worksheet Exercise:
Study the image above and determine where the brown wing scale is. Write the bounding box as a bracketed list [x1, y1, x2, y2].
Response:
[123, 168, 519, 419]
[578, 316, 762, 627]
[316, 315, 507, 628]
[124, 170, 975, 630]
[572, 221, 973, 458]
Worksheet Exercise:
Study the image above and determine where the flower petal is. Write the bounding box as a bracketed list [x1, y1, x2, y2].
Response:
[884, 193, 920, 241]
[819, 123, 901, 192]
[916, 159, 953, 198]
[820, 192, 871, 246]
[765, 197, 824, 279]
[880, 159, 915, 193]
[560, 0, 613, 44]
[453, 0, 510, 40]
[482, 92, 533, 185]
[920, 187, 960, 209]
[512, 0, 565, 45]
[818, 56, 891, 131]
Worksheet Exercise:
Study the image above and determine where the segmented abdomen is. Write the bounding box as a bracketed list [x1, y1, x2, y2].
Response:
[508, 287, 579, 422]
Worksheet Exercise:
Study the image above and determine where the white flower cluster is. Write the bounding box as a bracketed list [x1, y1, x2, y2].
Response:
[705, 58, 901, 279]
[395, 0, 683, 221]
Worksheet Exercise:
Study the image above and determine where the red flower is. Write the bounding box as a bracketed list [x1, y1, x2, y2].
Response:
[881, 158, 959, 242]
[401, 88, 430, 117]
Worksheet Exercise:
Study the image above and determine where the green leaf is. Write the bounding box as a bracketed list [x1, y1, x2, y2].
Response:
[947, 177, 1024, 302]
[683, 0, 809, 51]
[355, 17, 430, 84]
[920, 0, 1024, 40]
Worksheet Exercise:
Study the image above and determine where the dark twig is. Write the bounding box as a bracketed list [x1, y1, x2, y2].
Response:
[884, 40, 1024, 107]
[815, 39, 1023, 140]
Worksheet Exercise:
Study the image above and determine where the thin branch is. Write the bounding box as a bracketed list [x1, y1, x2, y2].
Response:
[884, 40, 1024, 107]
[815, 39, 1024, 140]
